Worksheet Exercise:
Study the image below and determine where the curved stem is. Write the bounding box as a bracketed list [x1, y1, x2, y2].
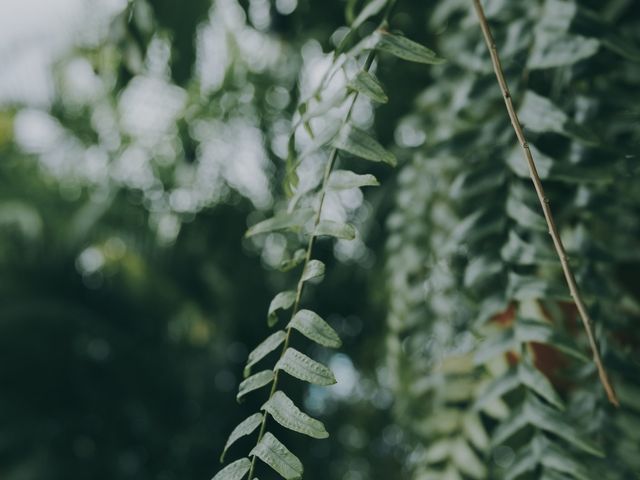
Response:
[471, 0, 618, 406]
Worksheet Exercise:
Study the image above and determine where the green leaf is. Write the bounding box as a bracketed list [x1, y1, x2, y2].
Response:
[474, 328, 516, 365]
[334, 125, 397, 166]
[524, 394, 604, 457]
[515, 318, 589, 363]
[518, 362, 564, 410]
[377, 32, 445, 64]
[501, 230, 556, 265]
[278, 249, 306, 272]
[262, 391, 329, 439]
[528, 33, 600, 69]
[506, 195, 547, 232]
[221, 414, 263, 462]
[518, 90, 595, 143]
[491, 403, 530, 446]
[275, 348, 337, 385]
[351, 0, 386, 29]
[237, 370, 274, 402]
[541, 438, 593, 480]
[328, 170, 379, 190]
[300, 260, 325, 283]
[245, 209, 314, 237]
[288, 309, 342, 348]
[244, 331, 286, 378]
[268, 291, 296, 327]
[463, 413, 490, 451]
[315, 220, 356, 240]
[212, 457, 251, 480]
[451, 438, 486, 479]
[250, 432, 303, 480]
[348, 70, 388, 103]
[474, 370, 520, 411]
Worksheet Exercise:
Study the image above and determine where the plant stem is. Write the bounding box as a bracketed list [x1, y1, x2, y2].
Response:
[246, 48, 379, 479]
[471, 0, 618, 406]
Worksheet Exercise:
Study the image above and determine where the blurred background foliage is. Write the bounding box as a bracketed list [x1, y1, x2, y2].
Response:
[0, 0, 421, 479]
[1, 0, 639, 479]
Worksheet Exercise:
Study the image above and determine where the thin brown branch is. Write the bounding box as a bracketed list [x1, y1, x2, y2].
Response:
[471, 0, 618, 406]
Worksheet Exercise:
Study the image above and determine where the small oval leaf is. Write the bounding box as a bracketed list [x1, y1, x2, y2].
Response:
[328, 170, 379, 190]
[237, 370, 274, 402]
[221, 414, 263, 462]
[315, 220, 356, 240]
[334, 125, 397, 166]
[244, 331, 286, 378]
[348, 70, 388, 103]
[262, 391, 329, 439]
[301, 260, 325, 283]
[279, 249, 306, 272]
[275, 348, 337, 385]
[289, 310, 342, 348]
[212, 457, 251, 480]
[268, 291, 297, 327]
[250, 432, 303, 480]
[246, 209, 314, 237]
[377, 33, 445, 65]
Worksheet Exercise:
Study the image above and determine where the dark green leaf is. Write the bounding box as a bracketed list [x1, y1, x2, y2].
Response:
[377, 33, 445, 64]
[518, 362, 564, 410]
[348, 70, 388, 103]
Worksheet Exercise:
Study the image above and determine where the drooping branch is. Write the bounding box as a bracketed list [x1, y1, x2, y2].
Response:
[471, 0, 619, 406]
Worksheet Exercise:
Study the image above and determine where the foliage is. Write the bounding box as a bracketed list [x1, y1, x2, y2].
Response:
[1, 1, 639, 480]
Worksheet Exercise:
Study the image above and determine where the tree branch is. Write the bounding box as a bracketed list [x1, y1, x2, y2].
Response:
[471, 0, 618, 406]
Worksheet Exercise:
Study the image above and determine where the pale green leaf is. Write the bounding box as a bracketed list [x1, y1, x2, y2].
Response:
[244, 331, 286, 378]
[351, 0, 386, 29]
[221, 414, 263, 462]
[334, 125, 397, 166]
[237, 370, 274, 402]
[506, 195, 547, 232]
[463, 413, 490, 451]
[268, 291, 296, 327]
[377, 33, 445, 64]
[212, 457, 251, 480]
[278, 249, 306, 272]
[288, 309, 342, 348]
[262, 390, 329, 439]
[528, 33, 600, 69]
[275, 348, 337, 385]
[328, 170, 379, 190]
[518, 362, 564, 410]
[250, 432, 303, 480]
[245, 209, 314, 237]
[348, 70, 388, 103]
[300, 260, 325, 283]
[315, 220, 356, 240]
[451, 438, 486, 479]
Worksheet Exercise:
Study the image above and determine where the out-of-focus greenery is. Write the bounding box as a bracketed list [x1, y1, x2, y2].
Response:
[1, 1, 639, 479]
